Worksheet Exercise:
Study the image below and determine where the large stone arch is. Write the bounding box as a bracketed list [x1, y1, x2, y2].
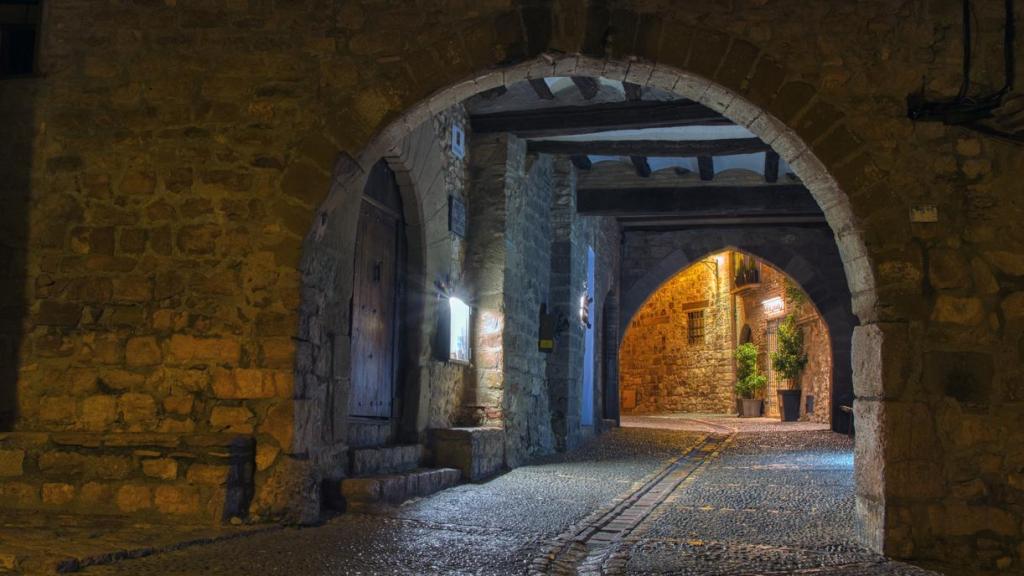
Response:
[287, 47, 889, 550]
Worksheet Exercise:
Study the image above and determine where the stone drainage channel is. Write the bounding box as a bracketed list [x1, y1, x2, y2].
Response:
[530, 431, 731, 576]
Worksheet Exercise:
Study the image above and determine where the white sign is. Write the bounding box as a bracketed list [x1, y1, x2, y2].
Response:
[451, 124, 465, 159]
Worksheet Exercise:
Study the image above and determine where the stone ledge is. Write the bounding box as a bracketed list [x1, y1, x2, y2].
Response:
[340, 468, 460, 512]
[431, 427, 504, 482]
[0, 432, 255, 523]
[349, 444, 424, 476]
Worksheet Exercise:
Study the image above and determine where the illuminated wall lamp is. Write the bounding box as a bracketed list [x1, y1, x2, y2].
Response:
[436, 296, 472, 365]
[762, 296, 785, 316]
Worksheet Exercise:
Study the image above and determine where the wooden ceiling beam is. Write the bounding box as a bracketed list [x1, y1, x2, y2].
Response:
[697, 156, 715, 180]
[571, 76, 600, 100]
[470, 100, 731, 137]
[570, 155, 592, 170]
[619, 215, 829, 229]
[764, 150, 780, 183]
[527, 138, 769, 157]
[576, 184, 819, 217]
[630, 156, 652, 177]
[528, 78, 555, 100]
[623, 81, 643, 101]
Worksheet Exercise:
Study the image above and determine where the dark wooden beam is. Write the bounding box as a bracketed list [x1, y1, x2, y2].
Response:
[698, 156, 715, 181]
[470, 100, 731, 137]
[571, 76, 600, 100]
[576, 185, 820, 217]
[764, 150, 780, 183]
[623, 82, 643, 101]
[527, 138, 769, 157]
[570, 155, 592, 170]
[630, 156, 652, 177]
[619, 215, 829, 230]
[528, 78, 555, 100]
[478, 86, 509, 100]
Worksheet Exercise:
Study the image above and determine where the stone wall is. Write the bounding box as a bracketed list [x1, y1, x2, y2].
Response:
[4, 0, 1024, 569]
[737, 259, 832, 424]
[620, 254, 734, 414]
[546, 159, 620, 450]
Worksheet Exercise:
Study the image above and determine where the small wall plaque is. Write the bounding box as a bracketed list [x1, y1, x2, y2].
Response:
[448, 195, 467, 238]
[910, 205, 938, 223]
[451, 124, 465, 159]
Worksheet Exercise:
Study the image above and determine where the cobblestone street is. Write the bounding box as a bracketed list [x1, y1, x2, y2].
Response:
[80, 423, 937, 575]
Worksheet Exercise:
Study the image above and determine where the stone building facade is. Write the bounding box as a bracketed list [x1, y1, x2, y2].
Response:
[737, 259, 833, 423]
[1, 1, 1023, 572]
[620, 254, 735, 415]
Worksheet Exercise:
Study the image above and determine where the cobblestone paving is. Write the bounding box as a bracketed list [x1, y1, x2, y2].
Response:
[80, 425, 939, 575]
[620, 430, 937, 576]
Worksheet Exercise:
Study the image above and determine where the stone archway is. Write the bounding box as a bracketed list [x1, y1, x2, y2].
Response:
[619, 242, 853, 429]
[290, 53, 887, 551]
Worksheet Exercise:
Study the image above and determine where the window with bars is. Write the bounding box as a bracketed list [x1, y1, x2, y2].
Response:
[687, 310, 705, 345]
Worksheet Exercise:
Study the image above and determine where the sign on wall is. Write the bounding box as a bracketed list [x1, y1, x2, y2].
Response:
[448, 195, 467, 238]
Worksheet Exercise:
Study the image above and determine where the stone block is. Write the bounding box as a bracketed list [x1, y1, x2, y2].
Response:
[154, 485, 201, 515]
[125, 336, 161, 366]
[81, 395, 118, 431]
[341, 478, 381, 502]
[187, 464, 230, 486]
[210, 406, 254, 433]
[212, 368, 282, 399]
[0, 450, 24, 476]
[852, 323, 909, 400]
[167, 334, 241, 365]
[118, 393, 158, 425]
[38, 396, 77, 423]
[931, 295, 984, 326]
[116, 484, 153, 513]
[35, 301, 82, 327]
[432, 427, 504, 482]
[41, 483, 75, 505]
[0, 482, 38, 508]
[142, 458, 178, 480]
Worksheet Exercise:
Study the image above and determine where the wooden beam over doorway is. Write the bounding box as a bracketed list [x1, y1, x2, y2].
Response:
[576, 184, 820, 217]
[470, 100, 732, 137]
[527, 138, 770, 157]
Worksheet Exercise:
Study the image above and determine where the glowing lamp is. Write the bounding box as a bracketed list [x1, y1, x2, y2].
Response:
[447, 297, 472, 364]
[762, 296, 785, 316]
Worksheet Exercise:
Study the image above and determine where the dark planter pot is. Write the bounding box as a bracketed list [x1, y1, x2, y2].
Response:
[740, 398, 763, 418]
[777, 389, 801, 422]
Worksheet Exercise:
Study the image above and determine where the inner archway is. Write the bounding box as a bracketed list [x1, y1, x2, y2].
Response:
[619, 249, 835, 425]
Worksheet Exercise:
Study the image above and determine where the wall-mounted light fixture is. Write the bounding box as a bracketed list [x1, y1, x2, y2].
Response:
[434, 278, 472, 365]
[448, 297, 471, 364]
[762, 296, 785, 316]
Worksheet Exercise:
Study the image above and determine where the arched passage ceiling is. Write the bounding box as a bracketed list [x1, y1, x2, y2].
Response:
[467, 76, 818, 229]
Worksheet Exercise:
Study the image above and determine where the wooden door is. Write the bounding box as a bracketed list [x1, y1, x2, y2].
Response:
[349, 199, 400, 418]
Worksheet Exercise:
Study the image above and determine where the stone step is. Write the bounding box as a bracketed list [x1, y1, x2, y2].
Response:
[340, 468, 460, 512]
[349, 444, 425, 476]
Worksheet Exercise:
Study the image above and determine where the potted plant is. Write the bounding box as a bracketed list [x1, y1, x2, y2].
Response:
[735, 342, 767, 417]
[771, 313, 808, 422]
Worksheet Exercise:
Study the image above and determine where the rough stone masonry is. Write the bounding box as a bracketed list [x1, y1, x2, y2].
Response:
[0, 1, 1023, 573]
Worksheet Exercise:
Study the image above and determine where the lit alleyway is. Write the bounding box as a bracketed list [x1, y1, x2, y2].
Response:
[81, 425, 935, 576]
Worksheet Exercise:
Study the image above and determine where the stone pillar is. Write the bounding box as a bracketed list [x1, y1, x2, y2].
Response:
[465, 135, 557, 467]
[545, 159, 583, 450]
